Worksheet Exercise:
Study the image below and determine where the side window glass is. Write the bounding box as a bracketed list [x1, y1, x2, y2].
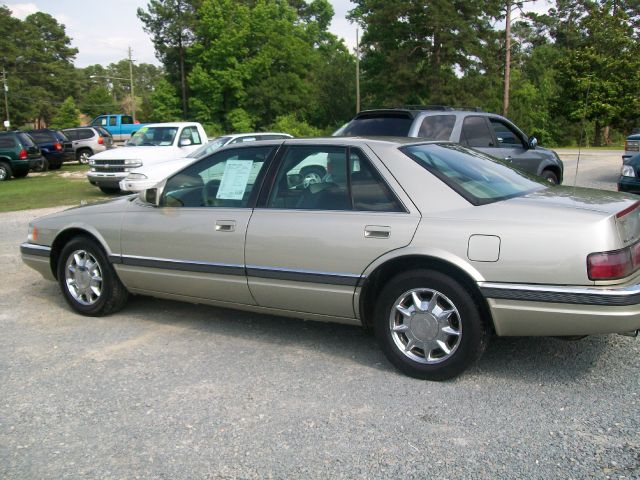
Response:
[121, 116, 133, 125]
[108, 117, 117, 126]
[161, 146, 273, 208]
[230, 137, 256, 144]
[418, 115, 456, 140]
[489, 119, 524, 148]
[180, 127, 202, 145]
[78, 130, 93, 140]
[267, 146, 350, 211]
[350, 149, 403, 212]
[0, 137, 15, 148]
[460, 116, 494, 148]
[64, 130, 77, 141]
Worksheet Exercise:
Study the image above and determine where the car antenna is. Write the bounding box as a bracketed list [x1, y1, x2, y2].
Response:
[573, 77, 592, 190]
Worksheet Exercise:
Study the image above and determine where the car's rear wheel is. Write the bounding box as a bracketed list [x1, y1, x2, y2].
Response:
[49, 162, 62, 170]
[0, 162, 11, 181]
[77, 149, 92, 164]
[99, 186, 121, 194]
[57, 236, 129, 316]
[541, 169, 559, 184]
[374, 269, 489, 380]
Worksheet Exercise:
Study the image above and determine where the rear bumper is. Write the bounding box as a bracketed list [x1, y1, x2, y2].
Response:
[618, 176, 640, 194]
[480, 281, 640, 336]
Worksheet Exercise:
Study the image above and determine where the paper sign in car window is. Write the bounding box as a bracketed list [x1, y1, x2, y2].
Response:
[216, 160, 254, 200]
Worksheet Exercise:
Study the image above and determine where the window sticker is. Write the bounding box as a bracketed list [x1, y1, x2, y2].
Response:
[216, 160, 254, 200]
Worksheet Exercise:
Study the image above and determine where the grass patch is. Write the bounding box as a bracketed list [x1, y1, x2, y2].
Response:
[0, 164, 115, 212]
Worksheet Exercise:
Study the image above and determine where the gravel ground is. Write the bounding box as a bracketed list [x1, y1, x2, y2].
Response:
[1, 150, 639, 479]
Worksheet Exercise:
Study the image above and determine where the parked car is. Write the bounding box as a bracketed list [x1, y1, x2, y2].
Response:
[63, 126, 114, 164]
[26, 129, 75, 170]
[618, 153, 640, 193]
[21, 138, 640, 380]
[87, 122, 208, 194]
[89, 114, 147, 142]
[334, 106, 564, 184]
[623, 132, 640, 162]
[0, 131, 43, 180]
[119, 132, 292, 193]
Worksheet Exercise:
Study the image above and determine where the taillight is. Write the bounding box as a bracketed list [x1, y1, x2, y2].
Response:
[18, 149, 27, 160]
[97, 136, 104, 145]
[54, 142, 62, 151]
[616, 200, 640, 218]
[588, 248, 633, 280]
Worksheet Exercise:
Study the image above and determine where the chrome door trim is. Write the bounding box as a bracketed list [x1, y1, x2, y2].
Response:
[246, 264, 362, 286]
[20, 243, 52, 257]
[119, 254, 245, 276]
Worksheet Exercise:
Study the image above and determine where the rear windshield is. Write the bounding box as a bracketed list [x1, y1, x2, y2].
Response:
[55, 130, 70, 142]
[336, 114, 413, 137]
[401, 143, 546, 205]
[29, 131, 55, 143]
[96, 126, 111, 137]
[187, 136, 232, 158]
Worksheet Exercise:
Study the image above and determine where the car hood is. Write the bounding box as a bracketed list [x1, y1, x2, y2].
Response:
[90, 146, 188, 161]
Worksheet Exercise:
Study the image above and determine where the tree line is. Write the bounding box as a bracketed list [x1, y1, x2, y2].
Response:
[2, 1, 639, 145]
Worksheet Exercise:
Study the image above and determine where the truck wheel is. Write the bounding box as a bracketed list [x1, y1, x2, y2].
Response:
[0, 162, 12, 181]
[99, 186, 121, 194]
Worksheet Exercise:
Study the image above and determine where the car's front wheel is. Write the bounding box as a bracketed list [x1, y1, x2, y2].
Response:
[77, 149, 92, 164]
[374, 269, 489, 380]
[541, 169, 559, 184]
[57, 237, 129, 316]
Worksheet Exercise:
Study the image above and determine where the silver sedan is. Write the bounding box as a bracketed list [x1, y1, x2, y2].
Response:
[20, 138, 640, 380]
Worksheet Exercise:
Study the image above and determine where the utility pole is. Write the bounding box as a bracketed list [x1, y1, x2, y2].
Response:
[503, 1, 512, 117]
[128, 46, 136, 123]
[2, 67, 9, 130]
[356, 28, 360, 114]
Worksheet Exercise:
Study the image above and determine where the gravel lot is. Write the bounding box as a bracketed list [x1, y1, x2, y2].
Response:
[1, 150, 639, 479]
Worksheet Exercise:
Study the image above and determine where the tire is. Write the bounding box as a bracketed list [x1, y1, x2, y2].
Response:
[49, 162, 63, 171]
[0, 162, 11, 181]
[77, 149, 92, 165]
[32, 158, 49, 172]
[57, 236, 129, 316]
[374, 269, 489, 381]
[99, 186, 121, 194]
[541, 169, 559, 184]
[13, 170, 28, 178]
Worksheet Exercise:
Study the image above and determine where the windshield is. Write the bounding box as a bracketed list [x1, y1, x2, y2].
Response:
[128, 126, 178, 147]
[401, 143, 546, 205]
[186, 136, 232, 158]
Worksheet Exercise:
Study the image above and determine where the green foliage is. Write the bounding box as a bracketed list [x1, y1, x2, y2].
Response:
[50, 96, 80, 128]
[81, 87, 118, 118]
[148, 79, 182, 122]
[270, 114, 324, 137]
[226, 108, 255, 132]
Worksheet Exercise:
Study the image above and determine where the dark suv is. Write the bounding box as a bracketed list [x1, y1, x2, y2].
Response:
[26, 129, 75, 170]
[334, 107, 564, 184]
[0, 131, 43, 180]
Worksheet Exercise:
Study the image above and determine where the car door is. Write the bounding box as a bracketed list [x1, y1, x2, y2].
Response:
[245, 144, 421, 319]
[482, 118, 537, 174]
[177, 126, 205, 154]
[119, 144, 277, 304]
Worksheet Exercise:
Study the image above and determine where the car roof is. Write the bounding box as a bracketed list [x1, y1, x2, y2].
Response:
[215, 136, 445, 149]
[143, 122, 202, 128]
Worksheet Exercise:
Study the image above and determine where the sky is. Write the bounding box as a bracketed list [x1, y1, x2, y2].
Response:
[3, 0, 553, 68]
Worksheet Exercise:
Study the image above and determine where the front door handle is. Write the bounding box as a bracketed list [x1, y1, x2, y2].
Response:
[215, 220, 236, 232]
[364, 225, 390, 239]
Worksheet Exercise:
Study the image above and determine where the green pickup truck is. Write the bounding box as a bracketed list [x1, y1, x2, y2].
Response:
[0, 131, 43, 181]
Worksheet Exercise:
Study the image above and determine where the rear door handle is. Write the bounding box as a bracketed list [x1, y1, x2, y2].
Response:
[215, 220, 236, 232]
[364, 225, 390, 239]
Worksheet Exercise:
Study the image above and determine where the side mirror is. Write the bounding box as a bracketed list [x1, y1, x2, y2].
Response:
[179, 138, 192, 147]
[140, 187, 159, 206]
[528, 136, 538, 149]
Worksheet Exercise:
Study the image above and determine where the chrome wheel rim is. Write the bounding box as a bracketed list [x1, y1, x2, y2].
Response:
[389, 288, 462, 364]
[64, 249, 103, 305]
[0, 167, 6, 180]
[79, 152, 90, 164]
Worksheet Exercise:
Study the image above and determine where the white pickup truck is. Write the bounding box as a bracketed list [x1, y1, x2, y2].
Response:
[87, 122, 208, 194]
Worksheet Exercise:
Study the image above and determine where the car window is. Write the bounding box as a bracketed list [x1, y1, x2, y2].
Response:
[29, 131, 54, 143]
[17, 133, 36, 148]
[186, 137, 232, 158]
[260, 135, 288, 140]
[93, 116, 107, 127]
[460, 116, 494, 148]
[161, 146, 274, 208]
[63, 129, 78, 141]
[121, 116, 133, 125]
[0, 136, 15, 148]
[96, 127, 111, 137]
[129, 126, 177, 146]
[401, 143, 545, 206]
[418, 115, 456, 140]
[108, 117, 117, 126]
[77, 129, 94, 140]
[180, 126, 202, 145]
[55, 131, 70, 142]
[229, 136, 257, 144]
[489, 119, 524, 148]
[350, 149, 404, 212]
